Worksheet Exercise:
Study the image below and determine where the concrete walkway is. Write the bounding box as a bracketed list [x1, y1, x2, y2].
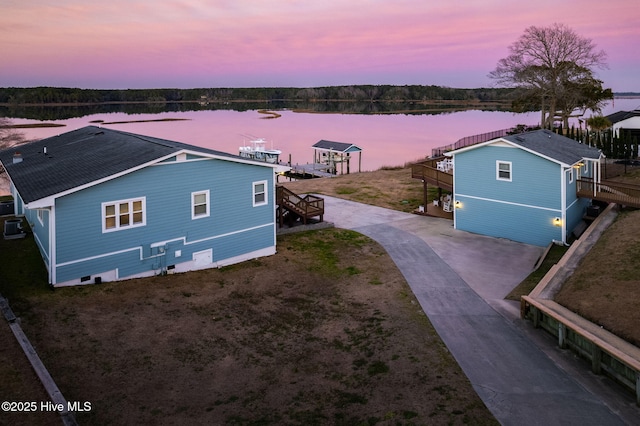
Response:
[319, 196, 635, 426]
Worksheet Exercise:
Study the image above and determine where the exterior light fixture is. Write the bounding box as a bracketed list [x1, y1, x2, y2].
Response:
[553, 217, 562, 227]
[454, 200, 462, 209]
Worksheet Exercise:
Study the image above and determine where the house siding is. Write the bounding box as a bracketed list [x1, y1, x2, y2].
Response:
[455, 146, 561, 209]
[453, 145, 565, 246]
[613, 116, 640, 134]
[53, 157, 275, 284]
[25, 206, 51, 269]
[454, 196, 563, 246]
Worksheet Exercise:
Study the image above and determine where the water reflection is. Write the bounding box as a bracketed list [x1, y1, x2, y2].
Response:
[6, 99, 638, 171]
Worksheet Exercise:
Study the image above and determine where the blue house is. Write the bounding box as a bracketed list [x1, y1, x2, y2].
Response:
[0, 126, 285, 287]
[446, 129, 603, 246]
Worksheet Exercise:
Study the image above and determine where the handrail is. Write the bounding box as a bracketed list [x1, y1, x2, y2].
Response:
[577, 178, 640, 208]
[431, 128, 512, 157]
[410, 159, 453, 191]
[276, 186, 325, 225]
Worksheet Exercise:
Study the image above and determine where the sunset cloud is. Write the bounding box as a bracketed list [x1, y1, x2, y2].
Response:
[1, 0, 637, 90]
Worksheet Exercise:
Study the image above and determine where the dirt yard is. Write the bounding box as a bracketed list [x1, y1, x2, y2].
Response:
[3, 164, 639, 425]
[1, 223, 495, 425]
[284, 167, 640, 349]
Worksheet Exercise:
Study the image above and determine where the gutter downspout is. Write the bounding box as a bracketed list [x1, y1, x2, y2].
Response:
[560, 166, 567, 245]
[49, 204, 56, 285]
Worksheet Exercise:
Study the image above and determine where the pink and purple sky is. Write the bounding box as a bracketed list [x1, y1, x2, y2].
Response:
[1, 0, 638, 91]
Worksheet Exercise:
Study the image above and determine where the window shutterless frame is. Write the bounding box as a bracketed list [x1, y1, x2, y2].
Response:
[191, 190, 210, 219]
[253, 181, 268, 207]
[496, 161, 512, 181]
[102, 197, 146, 232]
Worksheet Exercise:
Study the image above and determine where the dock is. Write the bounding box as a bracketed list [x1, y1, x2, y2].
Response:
[280, 139, 364, 179]
[283, 163, 338, 179]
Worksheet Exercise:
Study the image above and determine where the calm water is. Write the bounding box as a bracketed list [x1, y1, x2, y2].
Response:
[7, 99, 639, 171]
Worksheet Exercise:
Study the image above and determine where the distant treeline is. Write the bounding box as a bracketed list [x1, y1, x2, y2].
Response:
[0, 85, 520, 105]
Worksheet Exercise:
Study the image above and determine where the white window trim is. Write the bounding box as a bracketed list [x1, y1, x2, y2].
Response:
[253, 180, 268, 207]
[496, 161, 512, 182]
[191, 190, 210, 220]
[37, 209, 45, 226]
[102, 197, 146, 233]
[568, 168, 574, 184]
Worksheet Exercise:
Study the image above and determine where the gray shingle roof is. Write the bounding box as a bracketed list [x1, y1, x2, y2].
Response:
[605, 109, 640, 125]
[0, 126, 250, 204]
[503, 129, 602, 165]
[312, 140, 362, 153]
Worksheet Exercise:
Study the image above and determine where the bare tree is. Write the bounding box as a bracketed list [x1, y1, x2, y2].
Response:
[0, 118, 28, 186]
[0, 117, 27, 150]
[489, 23, 610, 128]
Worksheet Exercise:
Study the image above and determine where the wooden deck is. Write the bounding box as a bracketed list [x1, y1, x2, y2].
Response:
[577, 178, 640, 208]
[410, 158, 453, 192]
[415, 201, 454, 219]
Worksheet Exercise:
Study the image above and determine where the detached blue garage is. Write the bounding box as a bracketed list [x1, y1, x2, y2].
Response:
[446, 129, 603, 246]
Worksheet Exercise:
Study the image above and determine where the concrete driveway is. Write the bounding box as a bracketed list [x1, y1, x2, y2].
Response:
[320, 196, 633, 426]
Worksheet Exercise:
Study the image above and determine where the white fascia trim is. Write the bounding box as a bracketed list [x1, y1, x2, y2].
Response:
[455, 193, 563, 213]
[24, 152, 182, 209]
[25, 149, 280, 209]
[446, 138, 593, 169]
[445, 138, 511, 156]
[56, 222, 274, 268]
[177, 149, 280, 169]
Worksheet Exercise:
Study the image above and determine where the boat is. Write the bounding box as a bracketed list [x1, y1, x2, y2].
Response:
[238, 138, 281, 164]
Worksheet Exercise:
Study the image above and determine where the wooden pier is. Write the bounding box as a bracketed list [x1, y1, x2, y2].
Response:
[283, 163, 337, 179]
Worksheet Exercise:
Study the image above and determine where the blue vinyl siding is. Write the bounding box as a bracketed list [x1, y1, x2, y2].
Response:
[23, 205, 51, 268]
[566, 197, 590, 236]
[454, 196, 563, 246]
[455, 146, 561, 210]
[453, 144, 565, 246]
[53, 157, 275, 283]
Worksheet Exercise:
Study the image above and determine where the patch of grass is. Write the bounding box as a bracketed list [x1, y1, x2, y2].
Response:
[345, 266, 361, 275]
[335, 186, 358, 195]
[0, 218, 50, 302]
[505, 244, 569, 301]
[366, 360, 389, 376]
[335, 390, 368, 407]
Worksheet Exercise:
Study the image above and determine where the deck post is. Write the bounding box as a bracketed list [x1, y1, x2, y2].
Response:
[558, 323, 567, 349]
[423, 181, 428, 209]
[592, 345, 602, 375]
[532, 307, 540, 328]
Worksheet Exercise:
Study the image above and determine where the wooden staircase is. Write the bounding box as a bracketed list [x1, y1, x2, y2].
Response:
[276, 185, 324, 227]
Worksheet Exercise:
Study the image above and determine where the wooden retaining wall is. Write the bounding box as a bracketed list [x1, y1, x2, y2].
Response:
[521, 203, 640, 405]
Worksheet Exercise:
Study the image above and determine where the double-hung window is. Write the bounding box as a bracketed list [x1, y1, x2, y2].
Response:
[192, 190, 210, 219]
[253, 181, 267, 207]
[496, 161, 512, 181]
[102, 197, 146, 232]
